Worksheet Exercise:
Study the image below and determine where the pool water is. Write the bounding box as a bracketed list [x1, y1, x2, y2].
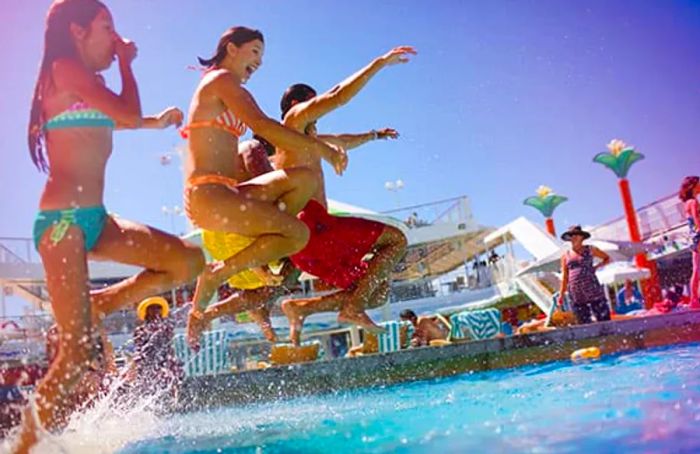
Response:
[29, 343, 700, 453]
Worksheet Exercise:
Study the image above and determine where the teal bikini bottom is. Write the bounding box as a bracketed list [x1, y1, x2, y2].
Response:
[33, 205, 108, 251]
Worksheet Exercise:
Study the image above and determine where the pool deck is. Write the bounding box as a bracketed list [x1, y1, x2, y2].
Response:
[177, 310, 700, 412]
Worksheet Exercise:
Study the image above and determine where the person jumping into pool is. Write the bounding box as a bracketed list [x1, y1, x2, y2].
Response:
[189, 45, 415, 347]
[273, 46, 415, 345]
[182, 26, 347, 350]
[14, 1, 205, 451]
[191, 139, 301, 345]
[680, 176, 700, 309]
[190, 124, 400, 346]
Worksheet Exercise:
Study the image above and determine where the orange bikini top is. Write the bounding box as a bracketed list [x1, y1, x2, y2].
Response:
[180, 109, 247, 139]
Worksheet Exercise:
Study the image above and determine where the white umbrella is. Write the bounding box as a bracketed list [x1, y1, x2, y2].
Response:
[595, 262, 651, 286]
[516, 239, 651, 276]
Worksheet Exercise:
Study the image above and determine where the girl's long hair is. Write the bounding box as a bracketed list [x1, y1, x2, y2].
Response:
[28, 0, 105, 172]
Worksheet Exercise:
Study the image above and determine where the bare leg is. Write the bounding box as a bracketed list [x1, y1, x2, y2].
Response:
[338, 281, 391, 329]
[12, 228, 94, 453]
[89, 216, 205, 319]
[340, 226, 407, 315]
[188, 168, 316, 313]
[187, 286, 282, 349]
[281, 282, 390, 346]
[691, 249, 700, 308]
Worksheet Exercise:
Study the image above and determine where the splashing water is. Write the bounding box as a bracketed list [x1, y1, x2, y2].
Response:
[5, 343, 700, 453]
[2, 372, 168, 454]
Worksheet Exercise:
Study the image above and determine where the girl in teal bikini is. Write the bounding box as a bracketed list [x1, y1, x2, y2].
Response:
[13, 1, 204, 451]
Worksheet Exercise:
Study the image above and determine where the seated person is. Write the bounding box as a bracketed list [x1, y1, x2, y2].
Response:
[652, 287, 684, 314]
[399, 309, 448, 347]
[516, 309, 577, 335]
[619, 286, 691, 318]
[674, 284, 690, 306]
[616, 280, 644, 314]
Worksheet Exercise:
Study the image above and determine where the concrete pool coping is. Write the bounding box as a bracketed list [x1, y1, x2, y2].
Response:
[177, 310, 700, 412]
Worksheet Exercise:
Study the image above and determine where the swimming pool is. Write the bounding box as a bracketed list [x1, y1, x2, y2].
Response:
[28, 342, 700, 453]
[120, 342, 700, 453]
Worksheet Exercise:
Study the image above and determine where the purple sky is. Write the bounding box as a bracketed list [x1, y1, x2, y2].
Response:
[1, 1, 699, 240]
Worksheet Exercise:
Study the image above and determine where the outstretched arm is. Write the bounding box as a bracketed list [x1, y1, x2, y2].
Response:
[211, 72, 348, 175]
[318, 128, 399, 151]
[118, 107, 184, 130]
[285, 46, 417, 128]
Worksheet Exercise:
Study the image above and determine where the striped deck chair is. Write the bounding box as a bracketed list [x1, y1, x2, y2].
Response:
[375, 320, 414, 353]
[449, 308, 501, 341]
[172, 329, 230, 377]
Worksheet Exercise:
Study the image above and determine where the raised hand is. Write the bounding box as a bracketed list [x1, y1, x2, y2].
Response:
[380, 46, 417, 66]
[114, 34, 138, 65]
[156, 107, 184, 129]
[328, 144, 348, 176]
[376, 127, 399, 140]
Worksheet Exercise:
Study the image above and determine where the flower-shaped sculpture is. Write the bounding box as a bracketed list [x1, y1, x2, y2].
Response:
[593, 139, 659, 306]
[523, 186, 568, 236]
[592, 139, 645, 179]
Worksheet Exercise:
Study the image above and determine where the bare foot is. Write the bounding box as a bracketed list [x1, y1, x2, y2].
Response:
[248, 305, 277, 343]
[192, 262, 224, 311]
[281, 300, 306, 346]
[338, 310, 386, 335]
[10, 403, 41, 454]
[186, 309, 209, 351]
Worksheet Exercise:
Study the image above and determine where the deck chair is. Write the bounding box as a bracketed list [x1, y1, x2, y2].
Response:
[449, 308, 502, 341]
[172, 329, 230, 377]
[377, 320, 414, 353]
[351, 320, 413, 356]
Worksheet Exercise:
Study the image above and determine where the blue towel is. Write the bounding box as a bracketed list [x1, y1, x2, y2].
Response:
[450, 308, 501, 340]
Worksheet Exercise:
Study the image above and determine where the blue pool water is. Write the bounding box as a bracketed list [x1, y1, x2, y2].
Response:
[36, 342, 700, 453]
[121, 343, 700, 453]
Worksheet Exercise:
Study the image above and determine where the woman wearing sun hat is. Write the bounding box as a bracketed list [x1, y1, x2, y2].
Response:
[557, 225, 612, 324]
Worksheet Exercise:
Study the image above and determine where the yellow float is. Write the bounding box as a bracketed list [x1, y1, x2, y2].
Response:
[201, 230, 281, 290]
[570, 346, 601, 362]
[269, 342, 320, 365]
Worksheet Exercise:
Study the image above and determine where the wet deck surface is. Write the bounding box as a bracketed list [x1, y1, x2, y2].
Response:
[178, 310, 700, 412]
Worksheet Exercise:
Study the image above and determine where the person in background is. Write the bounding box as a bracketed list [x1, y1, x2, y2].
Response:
[616, 279, 643, 314]
[399, 309, 448, 347]
[558, 225, 612, 324]
[130, 297, 183, 397]
[679, 176, 700, 308]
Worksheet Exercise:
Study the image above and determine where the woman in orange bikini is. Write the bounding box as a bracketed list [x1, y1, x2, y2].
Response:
[183, 27, 346, 349]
